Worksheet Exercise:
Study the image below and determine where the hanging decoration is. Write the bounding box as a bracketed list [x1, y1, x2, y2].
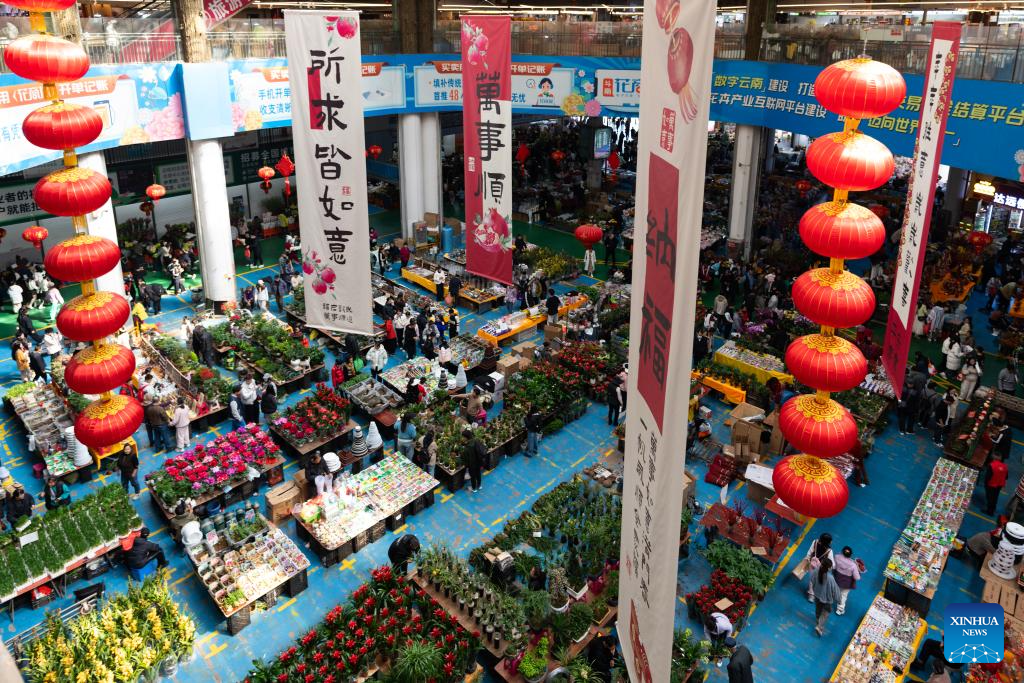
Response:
[368, 144, 382, 160]
[551, 149, 566, 164]
[5, 0, 143, 450]
[515, 142, 530, 164]
[22, 225, 48, 250]
[145, 183, 166, 204]
[257, 166, 275, 194]
[608, 149, 620, 170]
[574, 224, 603, 250]
[275, 152, 295, 198]
[968, 230, 993, 254]
[774, 56, 905, 519]
[795, 179, 812, 198]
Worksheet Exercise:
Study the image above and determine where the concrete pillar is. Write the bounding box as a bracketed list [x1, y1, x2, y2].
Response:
[399, 113, 425, 241]
[728, 124, 765, 260]
[420, 112, 441, 218]
[78, 152, 124, 297]
[944, 166, 968, 227]
[187, 139, 236, 307]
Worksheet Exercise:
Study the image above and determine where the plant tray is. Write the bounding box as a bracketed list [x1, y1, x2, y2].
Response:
[567, 584, 588, 601]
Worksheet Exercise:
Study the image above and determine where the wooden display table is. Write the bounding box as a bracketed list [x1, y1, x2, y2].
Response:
[459, 289, 500, 313]
[270, 419, 357, 460]
[236, 357, 325, 396]
[699, 502, 788, 566]
[829, 594, 927, 683]
[929, 267, 981, 304]
[90, 437, 138, 470]
[690, 370, 746, 404]
[981, 553, 1024, 630]
[148, 455, 285, 522]
[477, 296, 589, 346]
[401, 267, 448, 297]
[766, 494, 808, 526]
[283, 308, 383, 352]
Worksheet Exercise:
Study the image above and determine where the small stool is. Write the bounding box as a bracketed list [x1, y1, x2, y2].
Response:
[129, 558, 158, 582]
[32, 463, 46, 479]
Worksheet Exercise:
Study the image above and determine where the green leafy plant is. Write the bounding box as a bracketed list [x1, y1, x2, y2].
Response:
[670, 628, 711, 682]
[566, 601, 594, 642]
[702, 540, 775, 594]
[518, 636, 550, 681]
[385, 641, 444, 682]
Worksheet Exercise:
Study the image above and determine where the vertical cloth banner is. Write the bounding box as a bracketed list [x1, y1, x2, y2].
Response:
[617, 1, 717, 682]
[461, 15, 514, 285]
[883, 22, 961, 397]
[284, 10, 373, 335]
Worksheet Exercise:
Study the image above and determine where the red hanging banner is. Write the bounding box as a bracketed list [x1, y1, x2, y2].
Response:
[883, 21, 962, 397]
[461, 15, 513, 285]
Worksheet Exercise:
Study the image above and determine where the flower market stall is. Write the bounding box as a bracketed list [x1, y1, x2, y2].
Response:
[6, 382, 91, 482]
[714, 340, 793, 386]
[186, 506, 309, 634]
[966, 621, 1023, 683]
[208, 315, 326, 392]
[944, 394, 997, 469]
[284, 288, 384, 353]
[883, 458, 977, 616]
[458, 282, 503, 312]
[343, 374, 404, 416]
[145, 425, 286, 523]
[0, 485, 143, 616]
[269, 383, 357, 459]
[381, 357, 449, 401]
[292, 455, 438, 567]
[477, 293, 588, 346]
[401, 258, 452, 297]
[14, 575, 197, 682]
[829, 594, 927, 683]
[370, 271, 443, 317]
[698, 503, 791, 567]
[140, 333, 233, 429]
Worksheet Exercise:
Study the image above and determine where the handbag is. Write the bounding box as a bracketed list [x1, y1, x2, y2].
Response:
[791, 558, 811, 580]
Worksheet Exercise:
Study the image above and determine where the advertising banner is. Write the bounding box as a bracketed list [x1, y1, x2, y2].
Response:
[284, 10, 372, 335]
[461, 16, 513, 285]
[883, 22, 961, 397]
[617, 1, 716, 682]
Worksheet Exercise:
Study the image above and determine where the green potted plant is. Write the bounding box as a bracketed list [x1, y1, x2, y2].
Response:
[388, 641, 444, 682]
[670, 628, 710, 683]
[566, 601, 594, 644]
[523, 590, 550, 633]
[518, 635, 550, 683]
[548, 566, 570, 612]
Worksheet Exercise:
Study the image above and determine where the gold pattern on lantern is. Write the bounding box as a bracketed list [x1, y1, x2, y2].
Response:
[82, 394, 130, 419]
[66, 290, 114, 311]
[45, 166, 91, 183]
[830, 130, 860, 146]
[61, 233, 104, 247]
[788, 454, 837, 483]
[793, 394, 845, 422]
[832, 57, 872, 71]
[808, 268, 863, 291]
[74, 344, 122, 365]
[799, 334, 850, 355]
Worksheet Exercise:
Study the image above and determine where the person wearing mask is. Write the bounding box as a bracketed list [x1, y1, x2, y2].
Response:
[260, 374, 278, 424]
[545, 288, 561, 324]
[583, 246, 597, 277]
[998, 360, 1018, 396]
[169, 397, 191, 452]
[387, 534, 420, 576]
[124, 527, 168, 569]
[43, 475, 70, 509]
[810, 557, 841, 637]
[833, 546, 862, 615]
[462, 428, 485, 493]
[229, 384, 244, 431]
[367, 341, 388, 382]
[804, 532, 834, 602]
[395, 412, 417, 461]
[959, 356, 982, 401]
[724, 637, 754, 683]
[255, 281, 269, 312]
[145, 401, 172, 452]
[524, 404, 542, 458]
[305, 452, 331, 496]
[239, 373, 259, 424]
[118, 443, 141, 499]
[414, 429, 437, 475]
[606, 376, 623, 426]
[983, 453, 1009, 516]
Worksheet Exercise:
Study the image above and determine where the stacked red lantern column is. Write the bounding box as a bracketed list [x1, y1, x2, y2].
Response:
[5, 0, 143, 448]
[772, 58, 906, 519]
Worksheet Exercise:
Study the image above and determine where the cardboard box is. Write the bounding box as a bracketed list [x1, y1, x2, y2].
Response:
[762, 410, 786, 457]
[681, 468, 696, 509]
[424, 212, 439, 227]
[497, 356, 520, 380]
[544, 324, 565, 342]
[293, 469, 311, 500]
[511, 341, 537, 359]
[518, 355, 533, 372]
[266, 482, 301, 523]
[730, 402, 766, 452]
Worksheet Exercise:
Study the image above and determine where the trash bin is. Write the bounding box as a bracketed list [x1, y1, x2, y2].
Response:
[714, 295, 728, 315]
[441, 225, 453, 253]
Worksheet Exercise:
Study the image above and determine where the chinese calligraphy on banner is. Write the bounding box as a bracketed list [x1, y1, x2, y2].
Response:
[618, 1, 716, 682]
[883, 22, 961, 398]
[461, 16, 514, 285]
[284, 10, 372, 335]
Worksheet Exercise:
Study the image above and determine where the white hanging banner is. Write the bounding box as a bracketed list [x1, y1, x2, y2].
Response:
[284, 10, 372, 335]
[617, 0, 717, 681]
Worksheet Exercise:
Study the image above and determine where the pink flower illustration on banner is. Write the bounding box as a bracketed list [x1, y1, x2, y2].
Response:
[1016, 150, 1024, 181]
[302, 249, 336, 297]
[667, 27, 697, 122]
[584, 98, 603, 117]
[325, 15, 357, 39]
[472, 208, 513, 253]
[462, 20, 489, 69]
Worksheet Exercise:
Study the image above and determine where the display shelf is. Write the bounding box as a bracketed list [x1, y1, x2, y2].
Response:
[714, 340, 793, 386]
[830, 594, 927, 683]
[270, 419, 357, 459]
[699, 502, 788, 566]
[943, 395, 996, 469]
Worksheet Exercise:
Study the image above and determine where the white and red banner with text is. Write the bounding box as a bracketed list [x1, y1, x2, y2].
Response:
[883, 22, 961, 397]
[461, 15, 513, 285]
[284, 10, 372, 335]
[618, 1, 717, 681]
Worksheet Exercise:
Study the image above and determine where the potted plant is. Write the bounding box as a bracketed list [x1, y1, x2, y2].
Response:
[670, 628, 710, 683]
[566, 601, 594, 644]
[523, 589, 550, 633]
[518, 635, 550, 683]
[548, 567, 570, 612]
[388, 641, 444, 682]
[570, 658, 599, 681]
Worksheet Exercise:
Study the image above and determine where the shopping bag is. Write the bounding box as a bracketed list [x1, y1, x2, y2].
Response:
[791, 558, 811, 581]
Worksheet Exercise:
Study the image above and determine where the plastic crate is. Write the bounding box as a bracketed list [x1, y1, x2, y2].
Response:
[369, 520, 386, 543]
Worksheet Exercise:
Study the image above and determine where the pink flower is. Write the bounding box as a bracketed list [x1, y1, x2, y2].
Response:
[335, 17, 357, 39]
[584, 99, 602, 117]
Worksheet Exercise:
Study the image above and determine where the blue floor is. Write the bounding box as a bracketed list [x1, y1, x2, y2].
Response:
[0, 261, 1017, 683]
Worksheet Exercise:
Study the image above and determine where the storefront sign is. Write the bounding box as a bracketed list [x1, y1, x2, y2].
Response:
[884, 22, 961, 398]
[0, 183, 43, 222]
[595, 69, 642, 109]
[618, 1, 716, 681]
[284, 10, 372, 335]
[156, 158, 233, 193]
[461, 15, 513, 284]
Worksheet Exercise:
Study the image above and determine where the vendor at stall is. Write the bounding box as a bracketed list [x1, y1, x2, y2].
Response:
[124, 527, 168, 570]
[387, 534, 420, 576]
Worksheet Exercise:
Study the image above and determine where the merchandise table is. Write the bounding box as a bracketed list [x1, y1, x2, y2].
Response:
[883, 458, 977, 616]
[138, 335, 229, 429]
[690, 370, 746, 404]
[292, 455, 438, 567]
[89, 437, 138, 471]
[186, 511, 309, 635]
[929, 267, 982, 304]
[714, 340, 793, 386]
[829, 594, 927, 683]
[148, 454, 286, 523]
[401, 266, 448, 297]
[943, 395, 996, 469]
[9, 383, 75, 458]
[459, 287, 500, 312]
[381, 357, 448, 399]
[344, 377, 404, 416]
[477, 296, 589, 346]
[282, 308, 383, 352]
[270, 419, 357, 459]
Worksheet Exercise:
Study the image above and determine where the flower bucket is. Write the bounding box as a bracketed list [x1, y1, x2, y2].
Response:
[160, 656, 179, 677]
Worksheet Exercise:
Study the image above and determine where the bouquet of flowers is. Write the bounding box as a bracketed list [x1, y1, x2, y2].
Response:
[274, 384, 351, 446]
[685, 569, 753, 626]
[148, 424, 281, 504]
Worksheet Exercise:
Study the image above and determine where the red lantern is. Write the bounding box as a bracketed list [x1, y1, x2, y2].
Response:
[608, 150, 620, 170]
[791, 268, 876, 329]
[64, 344, 137, 395]
[369, 144, 382, 160]
[33, 167, 111, 217]
[551, 150, 565, 164]
[56, 291, 130, 341]
[813, 58, 907, 121]
[45, 234, 121, 283]
[780, 394, 859, 458]
[795, 179, 812, 198]
[574, 224, 603, 250]
[806, 131, 895, 192]
[275, 152, 295, 198]
[22, 101, 104, 151]
[785, 335, 868, 393]
[968, 230, 993, 254]
[74, 394, 144, 449]
[772, 454, 850, 519]
[22, 225, 48, 249]
[799, 202, 886, 260]
[3, 34, 89, 84]
[4, 0, 78, 10]
[145, 184, 166, 205]
[257, 166, 275, 182]
[515, 142, 530, 164]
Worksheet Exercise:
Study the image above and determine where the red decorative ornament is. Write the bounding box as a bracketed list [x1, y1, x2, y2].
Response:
[608, 150, 620, 170]
[368, 144, 382, 160]
[64, 344, 137, 395]
[574, 224, 603, 250]
[44, 234, 121, 282]
[22, 225, 48, 249]
[785, 335, 868, 393]
[4, 0, 77, 10]
[798, 202, 886, 260]
[551, 150, 566, 164]
[33, 166, 111, 217]
[140, 200, 154, 215]
[74, 394, 144, 449]
[3, 34, 89, 84]
[515, 142, 530, 164]
[772, 454, 850, 519]
[257, 166, 275, 182]
[275, 153, 295, 198]
[806, 131, 895, 192]
[779, 395, 859, 458]
[145, 184, 166, 204]
[791, 269, 876, 329]
[56, 291, 130, 341]
[22, 101, 103, 151]
[968, 230, 993, 254]
[795, 179, 812, 198]
[813, 58, 907, 121]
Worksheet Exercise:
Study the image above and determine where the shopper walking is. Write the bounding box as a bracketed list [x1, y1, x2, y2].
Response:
[983, 453, 1008, 516]
[724, 637, 754, 683]
[395, 413, 417, 461]
[898, 375, 924, 435]
[432, 267, 446, 302]
[933, 394, 956, 445]
[583, 246, 596, 277]
[168, 258, 186, 294]
[606, 376, 623, 425]
[545, 289, 561, 324]
[229, 384, 244, 431]
[463, 428, 485, 492]
[524, 404, 542, 457]
[169, 398, 191, 451]
[367, 341, 388, 382]
[118, 443, 141, 499]
[414, 430, 436, 475]
[810, 557, 841, 636]
[833, 546, 861, 615]
[942, 335, 963, 379]
[44, 283, 63, 322]
[804, 532, 834, 602]
[13, 341, 30, 382]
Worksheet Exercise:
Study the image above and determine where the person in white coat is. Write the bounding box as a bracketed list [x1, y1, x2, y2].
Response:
[583, 247, 597, 277]
[959, 356, 982, 401]
[44, 284, 63, 322]
[942, 336, 963, 378]
[926, 303, 946, 341]
[239, 373, 259, 424]
[366, 341, 388, 382]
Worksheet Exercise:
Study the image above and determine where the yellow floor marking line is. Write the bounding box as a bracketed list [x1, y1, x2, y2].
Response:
[339, 557, 357, 572]
[966, 509, 994, 523]
[535, 478, 556, 494]
[308, 566, 320, 575]
[150, 526, 168, 538]
[171, 574, 193, 587]
[441, 493, 454, 503]
[205, 642, 228, 658]
[491, 516, 506, 527]
[283, 461, 296, 471]
[277, 597, 296, 612]
[393, 523, 408, 535]
[571, 454, 588, 467]
[196, 632, 217, 646]
[771, 519, 817, 580]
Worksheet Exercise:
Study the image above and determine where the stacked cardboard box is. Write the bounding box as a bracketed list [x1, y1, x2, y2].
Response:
[266, 482, 302, 523]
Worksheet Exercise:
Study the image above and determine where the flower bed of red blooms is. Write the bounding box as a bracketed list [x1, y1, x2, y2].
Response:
[274, 384, 351, 446]
[685, 569, 753, 625]
[245, 565, 480, 683]
[555, 341, 621, 398]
